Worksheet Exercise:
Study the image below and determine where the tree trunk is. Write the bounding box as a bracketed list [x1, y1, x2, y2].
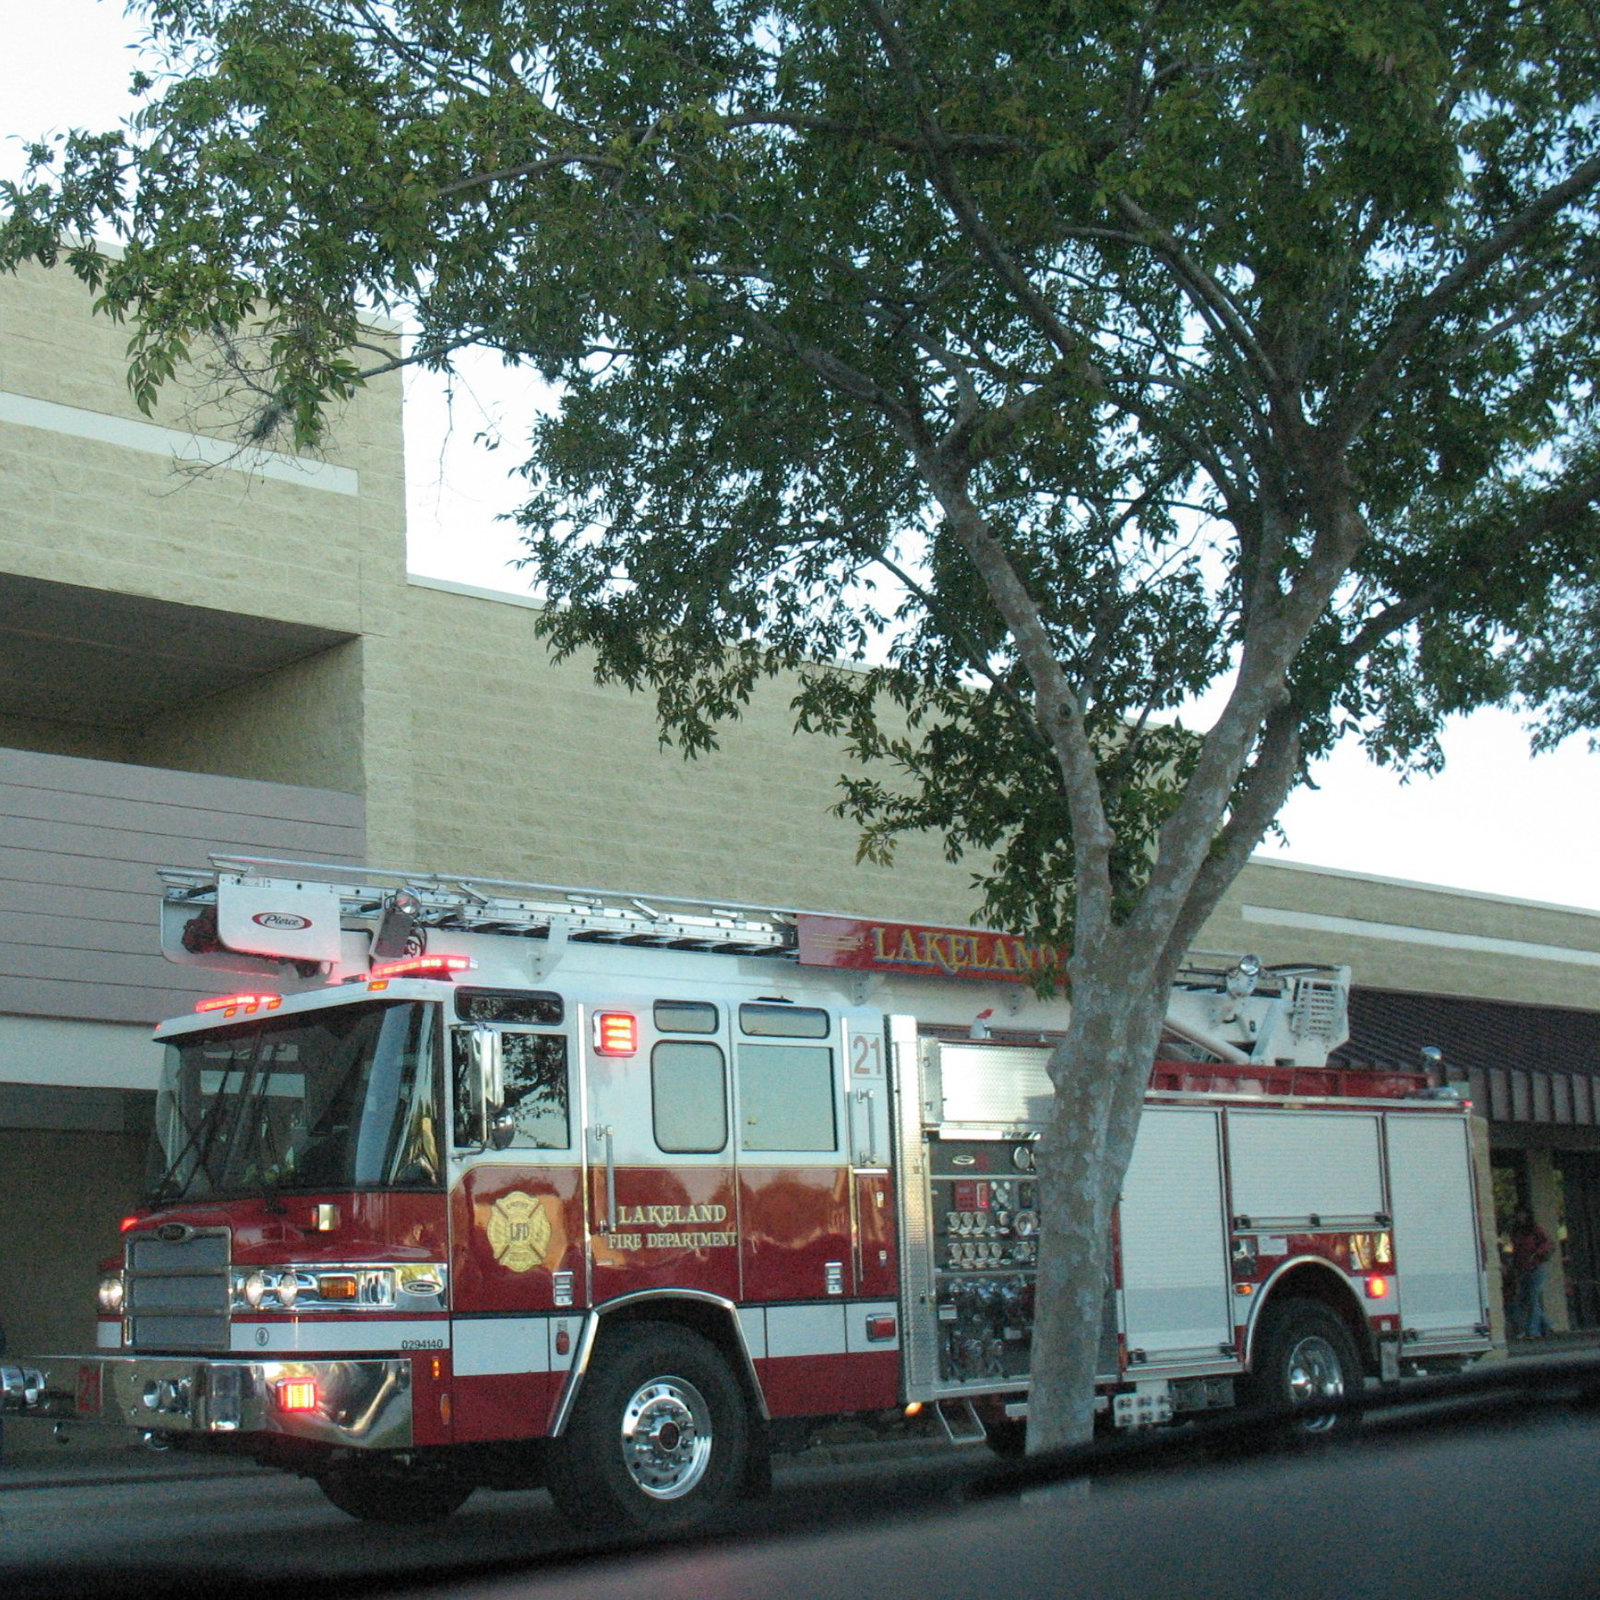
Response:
[1025, 949, 1174, 1453]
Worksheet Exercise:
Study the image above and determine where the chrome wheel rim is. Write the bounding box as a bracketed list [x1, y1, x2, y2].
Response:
[1284, 1334, 1346, 1430]
[619, 1376, 713, 1499]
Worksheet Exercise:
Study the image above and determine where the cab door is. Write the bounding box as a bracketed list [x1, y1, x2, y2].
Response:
[735, 1000, 854, 1304]
[446, 995, 584, 1441]
[585, 996, 739, 1304]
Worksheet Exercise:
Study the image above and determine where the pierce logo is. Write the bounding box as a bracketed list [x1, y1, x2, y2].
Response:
[253, 912, 312, 931]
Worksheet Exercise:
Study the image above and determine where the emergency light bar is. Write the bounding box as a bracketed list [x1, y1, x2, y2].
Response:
[194, 992, 282, 1015]
[368, 954, 474, 980]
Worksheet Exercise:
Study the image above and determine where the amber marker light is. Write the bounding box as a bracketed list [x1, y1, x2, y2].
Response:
[1366, 1275, 1390, 1299]
[275, 1378, 319, 1413]
[904, 1402, 924, 1417]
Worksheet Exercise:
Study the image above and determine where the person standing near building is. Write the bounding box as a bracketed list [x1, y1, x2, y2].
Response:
[1509, 1210, 1555, 1339]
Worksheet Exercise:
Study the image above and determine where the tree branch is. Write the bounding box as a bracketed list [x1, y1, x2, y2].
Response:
[1112, 192, 1287, 414]
[1329, 152, 1600, 448]
[860, 0, 1103, 382]
[1339, 468, 1600, 667]
[1159, 702, 1302, 970]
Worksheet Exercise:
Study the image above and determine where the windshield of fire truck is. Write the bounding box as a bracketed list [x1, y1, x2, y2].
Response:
[147, 1000, 442, 1204]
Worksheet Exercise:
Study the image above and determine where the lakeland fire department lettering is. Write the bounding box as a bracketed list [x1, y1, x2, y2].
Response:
[487, 1191, 555, 1272]
[607, 1204, 735, 1251]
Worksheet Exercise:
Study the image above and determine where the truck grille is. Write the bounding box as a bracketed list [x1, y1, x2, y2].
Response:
[126, 1229, 231, 1352]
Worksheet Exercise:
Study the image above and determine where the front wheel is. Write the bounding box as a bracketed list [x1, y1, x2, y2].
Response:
[316, 1458, 473, 1523]
[1248, 1300, 1364, 1435]
[545, 1323, 751, 1533]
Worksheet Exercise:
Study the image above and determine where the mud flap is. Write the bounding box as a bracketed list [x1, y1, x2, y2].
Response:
[1379, 1334, 1402, 1384]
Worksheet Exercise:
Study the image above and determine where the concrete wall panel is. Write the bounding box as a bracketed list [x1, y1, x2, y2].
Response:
[0, 747, 364, 1024]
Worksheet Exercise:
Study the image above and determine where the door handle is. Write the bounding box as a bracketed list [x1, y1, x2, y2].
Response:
[593, 1125, 616, 1234]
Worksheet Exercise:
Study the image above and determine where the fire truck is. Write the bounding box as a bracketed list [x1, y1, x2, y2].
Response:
[8, 859, 1492, 1527]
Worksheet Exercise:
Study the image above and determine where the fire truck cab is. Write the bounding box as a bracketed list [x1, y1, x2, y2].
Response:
[8, 860, 1493, 1529]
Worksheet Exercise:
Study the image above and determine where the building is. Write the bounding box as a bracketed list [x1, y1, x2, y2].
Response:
[3, 260, 1598, 1451]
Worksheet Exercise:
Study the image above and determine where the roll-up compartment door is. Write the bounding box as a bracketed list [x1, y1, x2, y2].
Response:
[1385, 1112, 1487, 1341]
[1119, 1107, 1234, 1365]
[1227, 1111, 1384, 1227]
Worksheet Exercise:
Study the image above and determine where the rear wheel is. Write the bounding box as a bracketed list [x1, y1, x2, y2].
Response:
[984, 1416, 1029, 1459]
[545, 1323, 751, 1533]
[315, 1458, 473, 1523]
[1249, 1301, 1364, 1435]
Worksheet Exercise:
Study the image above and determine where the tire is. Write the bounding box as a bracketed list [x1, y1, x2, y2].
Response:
[316, 1458, 473, 1523]
[984, 1417, 1029, 1459]
[545, 1323, 751, 1533]
[1248, 1300, 1364, 1435]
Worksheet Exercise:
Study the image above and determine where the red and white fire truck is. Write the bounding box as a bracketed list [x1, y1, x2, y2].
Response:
[15, 859, 1492, 1526]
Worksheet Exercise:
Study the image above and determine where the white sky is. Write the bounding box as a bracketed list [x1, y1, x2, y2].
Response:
[3, 0, 1596, 914]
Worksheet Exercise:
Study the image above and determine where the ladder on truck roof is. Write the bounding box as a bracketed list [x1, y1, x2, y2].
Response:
[161, 855, 800, 956]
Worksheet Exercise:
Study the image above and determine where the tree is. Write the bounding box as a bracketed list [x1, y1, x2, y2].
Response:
[5, 0, 1600, 1450]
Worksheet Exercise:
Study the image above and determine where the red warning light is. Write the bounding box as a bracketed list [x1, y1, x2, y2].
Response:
[195, 992, 282, 1015]
[594, 1012, 638, 1056]
[368, 955, 474, 980]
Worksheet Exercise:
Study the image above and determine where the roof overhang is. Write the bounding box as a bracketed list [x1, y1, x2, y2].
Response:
[0, 572, 356, 730]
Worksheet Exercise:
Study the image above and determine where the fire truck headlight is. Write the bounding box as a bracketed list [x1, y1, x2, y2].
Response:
[96, 1273, 124, 1315]
[243, 1271, 268, 1310]
[275, 1271, 301, 1310]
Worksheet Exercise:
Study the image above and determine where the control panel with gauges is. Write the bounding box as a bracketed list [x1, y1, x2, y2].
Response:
[927, 1136, 1041, 1384]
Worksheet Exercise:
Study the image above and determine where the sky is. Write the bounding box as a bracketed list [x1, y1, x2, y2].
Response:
[3, 0, 1597, 914]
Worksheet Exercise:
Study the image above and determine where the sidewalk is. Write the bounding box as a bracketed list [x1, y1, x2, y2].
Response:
[1505, 1327, 1600, 1358]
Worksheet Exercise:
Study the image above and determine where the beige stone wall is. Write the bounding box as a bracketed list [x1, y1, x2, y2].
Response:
[1202, 859, 1600, 1009]
[386, 579, 983, 921]
[0, 714, 135, 764]
[0, 258, 406, 638]
[133, 639, 365, 795]
[2, 258, 407, 799]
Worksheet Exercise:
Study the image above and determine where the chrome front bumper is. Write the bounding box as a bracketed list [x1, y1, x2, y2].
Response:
[18, 1356, 414, 1449]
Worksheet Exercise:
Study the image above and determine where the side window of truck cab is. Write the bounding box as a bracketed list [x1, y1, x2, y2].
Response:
[450, 988, 571, 1152]
[735, 1002, 838, 1152]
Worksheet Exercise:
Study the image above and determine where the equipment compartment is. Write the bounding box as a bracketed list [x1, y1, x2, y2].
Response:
[928, 1137, 1039, 1384]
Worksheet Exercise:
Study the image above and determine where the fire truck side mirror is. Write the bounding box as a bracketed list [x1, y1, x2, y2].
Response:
[456, 1026, 506, 1150]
